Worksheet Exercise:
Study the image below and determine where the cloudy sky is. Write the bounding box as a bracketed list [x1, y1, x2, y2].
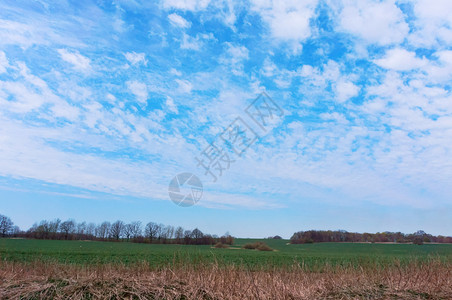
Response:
[1, 0, 452, 237]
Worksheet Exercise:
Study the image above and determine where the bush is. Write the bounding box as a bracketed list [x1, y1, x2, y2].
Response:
[214, 242, 229, 248]
[243, 242, 273, 251]
[243, 243, 257, 249]
[256, 243, 273, 251]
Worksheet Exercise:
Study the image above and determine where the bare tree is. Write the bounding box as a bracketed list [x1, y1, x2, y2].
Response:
[124, 223, 133, 240]
[156, 223, 165, 240]
[110, 220, 124, 240]
[175, 226, 184, 243]
[60, 220, 76, 239]
[32, 220, 55, 239]
[77, 221, 86, 236]
[165, 225, 175, 240]
[97, 222, 111, 239]
[48, 219, 61, 237]
[130, 221, 142, 238]
[145, 222, 159, 242]
[86, 223, 96, 237]
[0, 214, 13, 237]
[37, 220, 50, 238]
[124, 221, 142, 241]
[158, 225, 174, 242]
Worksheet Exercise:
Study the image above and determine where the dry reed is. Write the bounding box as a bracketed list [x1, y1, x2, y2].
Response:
[0, 259, 451, 299]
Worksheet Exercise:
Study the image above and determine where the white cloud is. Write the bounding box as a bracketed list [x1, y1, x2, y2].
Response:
[226, 43, 248, 63]
[338, 0, 409, 45]
[418, 50, 452, 83]
[0, 19, 83, 49]
[180, 33, 201, 50]
[175, 79, 192, 93]
[0, 19, 43, 48]
[251, 0, 318, 42]
[57, 49, 91, 72]
[0, 51, 9, 73]
[262, 57, 277, 77]
[435, 50, 452, 65]
[0, 62, 79, 121]
[126, 80, 148, 103]
[220, 43, 249, 76]
[216, 0, 237, 29]
[165, 96, 178, 113]
[335, 79, 359, 102]
[0, 118, 173, 202]
[374, 48, 426, 71]
[112, 17, 127, 33]
[51, 101, 80, 121]
[124, 52, 147, 65]
[409, 0, 452, 47]
[162, 0, 210, 11]
[168, 13, 191, 28]
[170, 68, 182, 76]
[0, 81, 46, 113]
[319, 112, 349, 124]
[106, 93, 116, 103]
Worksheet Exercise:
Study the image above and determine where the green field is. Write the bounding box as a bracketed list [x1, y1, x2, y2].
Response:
[1, 238, 451, 269]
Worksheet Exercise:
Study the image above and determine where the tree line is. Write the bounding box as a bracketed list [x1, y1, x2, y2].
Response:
[0, 214, 234, 245]
[290, 230, 452, 245]
[2, 214, 451, 245]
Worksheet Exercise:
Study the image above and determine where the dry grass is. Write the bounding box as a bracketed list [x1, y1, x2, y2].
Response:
[0, 260, 451, 299]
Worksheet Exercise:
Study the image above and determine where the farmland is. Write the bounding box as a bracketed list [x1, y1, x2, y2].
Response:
[1, 238, 452, 299]
[1, 238, 451, 268]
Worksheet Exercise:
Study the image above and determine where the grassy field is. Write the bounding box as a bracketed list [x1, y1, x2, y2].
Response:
[1, 238, 451, 269]
[1, 238, 452, 299]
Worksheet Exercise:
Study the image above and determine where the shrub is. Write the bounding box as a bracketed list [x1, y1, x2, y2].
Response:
[214, 242, 229, 248]
[256, 243, 273, 251]
[243, 242, 259, 249]
[243, 242, 273, 251]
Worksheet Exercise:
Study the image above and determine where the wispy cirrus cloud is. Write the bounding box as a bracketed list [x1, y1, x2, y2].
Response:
[57, 49, 91, 72]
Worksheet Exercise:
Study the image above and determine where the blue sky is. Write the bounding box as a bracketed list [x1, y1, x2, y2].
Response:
[1, 0, 452, 238]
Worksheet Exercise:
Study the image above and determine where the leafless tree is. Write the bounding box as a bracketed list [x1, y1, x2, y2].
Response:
[124, 221, 142, 240]
[97, 221, 111, 239]
[86, 223, 96, 237]
[129, 221, 142, 238]
[191, 228, 203, 239]
[0, 214, 13, 237]
[156, 223, 165, 240]
[60, 220, 76, 239]
[110, 220, 124, 240]
[157, 225, 174, 242]
[76, 221, 86, 235]
[165, 225, 174, 240]
[124, 224, 133, 240]
[48, 219, 61, 236]
[175, 226, 184, 243]
[145, 222, 159, 242]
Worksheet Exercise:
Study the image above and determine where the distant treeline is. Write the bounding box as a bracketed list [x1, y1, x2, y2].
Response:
[2, 214, 451, 245]
[0, 214, 233, 246]
[290, 230, 452, 245]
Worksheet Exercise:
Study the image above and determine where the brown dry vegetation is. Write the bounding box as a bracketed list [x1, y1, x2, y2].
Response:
[0, 260, 451, 299]
[242, 241, 274, 251]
